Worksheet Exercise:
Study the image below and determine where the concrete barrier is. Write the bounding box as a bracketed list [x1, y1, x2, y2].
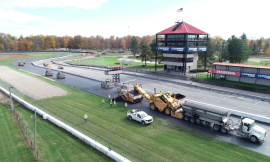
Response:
[0, 87, 131, 162]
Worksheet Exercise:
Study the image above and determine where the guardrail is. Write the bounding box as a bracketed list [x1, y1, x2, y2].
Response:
[0, 86, 131, 162]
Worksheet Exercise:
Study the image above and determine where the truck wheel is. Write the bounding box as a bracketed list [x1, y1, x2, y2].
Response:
[250, 136, 258, 143]
[141, 121, 146, 125]
[213, 124, 221, 131]
[196, 119, 201, 124]
[190, 117, 195, 123]
[184, 116, 190, 121]
[164, 108, 171, 116]
[221, 127, 229, 134]
[150, 104, 156, 110]
[201, 120, 207, 126]
[128, 116, 132, 121]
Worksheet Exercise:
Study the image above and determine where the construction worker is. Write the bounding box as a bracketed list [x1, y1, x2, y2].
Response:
[159, 91, 162, 94]
[108, 94, 110, 101]
[102, 98, 105, 106]
[125, 102, 128, 111]
[110, 100, 112, 107]
[84, 114, 88, 123]
[114, 100, 116, 108]
[167, 90, 170, 95]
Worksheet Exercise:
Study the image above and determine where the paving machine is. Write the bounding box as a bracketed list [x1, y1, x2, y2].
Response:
[134, 84, 267, 142]
[117, 82, 132, 93]
[43, 63, 51, 68]
[18, 61, 24, 66]
[56, 71, 65, 79]
[113, 89, 143, 103]
[134, 84, 186, 115]
[57, 66, 64, 69]
[45, 69, 53, 76]
[101, 79, 114, 89]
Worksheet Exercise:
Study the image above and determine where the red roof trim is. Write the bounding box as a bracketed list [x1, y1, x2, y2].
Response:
[156, 22, 208, 35]
[214, 62, 270, 70]
[106, 66, 123, 68]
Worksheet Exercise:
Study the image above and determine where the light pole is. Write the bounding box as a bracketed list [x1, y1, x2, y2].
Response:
[9, 87, 14, 111]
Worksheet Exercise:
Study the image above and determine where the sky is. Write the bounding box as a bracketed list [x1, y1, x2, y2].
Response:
[0, 0, 269, 40]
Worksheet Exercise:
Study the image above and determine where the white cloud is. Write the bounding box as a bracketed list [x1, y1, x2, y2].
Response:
[0, 0, 108, 10]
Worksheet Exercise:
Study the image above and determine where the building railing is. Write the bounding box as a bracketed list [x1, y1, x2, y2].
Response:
[157, 38, 207, 42]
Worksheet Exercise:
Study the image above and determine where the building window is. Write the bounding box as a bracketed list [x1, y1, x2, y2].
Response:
[163, 57, 193, 63]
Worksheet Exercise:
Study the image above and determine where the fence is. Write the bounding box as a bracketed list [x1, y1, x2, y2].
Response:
[0, 78, 174, 162]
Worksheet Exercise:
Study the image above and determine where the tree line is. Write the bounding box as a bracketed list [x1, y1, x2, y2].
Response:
[0, 33, 155, 52]
[199, 34, 270, 65]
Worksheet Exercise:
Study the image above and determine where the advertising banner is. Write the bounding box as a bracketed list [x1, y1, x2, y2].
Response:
[156, 46, 185, 52]
[208, 69, 240, 76]
[240, 72, 257, 78]
[257, 74, 270, 80]
[188, 47, 207, 52]
[156, 46, 207, 52]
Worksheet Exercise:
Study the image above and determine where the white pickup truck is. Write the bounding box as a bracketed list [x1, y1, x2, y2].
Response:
[126, 110, 153, 125]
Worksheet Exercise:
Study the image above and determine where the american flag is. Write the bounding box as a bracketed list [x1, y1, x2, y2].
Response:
[177, 8, 183, 12]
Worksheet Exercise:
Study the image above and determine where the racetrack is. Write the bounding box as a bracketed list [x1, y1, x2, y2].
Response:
[0, 66, 67, 99]
[11, 55, 270, 157]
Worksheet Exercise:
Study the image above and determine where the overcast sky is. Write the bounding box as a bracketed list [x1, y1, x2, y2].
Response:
[0, 0, 269, 40]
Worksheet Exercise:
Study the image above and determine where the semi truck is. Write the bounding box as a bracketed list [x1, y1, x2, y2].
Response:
[134, 84, 267, 142]
[113, 89, 143, 103]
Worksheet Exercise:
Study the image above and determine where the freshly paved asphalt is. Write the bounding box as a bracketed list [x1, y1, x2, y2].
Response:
[11, 54, 270, 157]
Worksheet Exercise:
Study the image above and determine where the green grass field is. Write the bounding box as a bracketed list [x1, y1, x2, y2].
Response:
[68, 56, 164, 71]
[0, 104, 36, 162]
[1, 52, 270, 162]
[246, 61, 270, 66]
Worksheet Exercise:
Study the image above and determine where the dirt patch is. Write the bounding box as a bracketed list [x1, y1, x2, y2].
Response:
[0, 91, 9, 104]
[0, 66, 67, 100]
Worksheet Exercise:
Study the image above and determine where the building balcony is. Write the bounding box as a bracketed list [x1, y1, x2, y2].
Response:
[162, 61, 193, 66]
[163, 53, 194, 58]
[157, 38, 207, 43]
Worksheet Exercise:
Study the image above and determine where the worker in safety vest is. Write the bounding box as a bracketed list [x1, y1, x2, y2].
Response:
[125, 102, 128, 111]
[114, 100, 116, 108]
[167, 90, 170, 95]
[84, 114, 88, 123]
[108, 94, 110, 101]
[110, 100, 112, 107]
[102, 98, 105, 106]
[159, 91, 162, 94]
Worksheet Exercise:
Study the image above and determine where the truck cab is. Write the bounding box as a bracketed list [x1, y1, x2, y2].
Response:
[237, 118, 267, 142]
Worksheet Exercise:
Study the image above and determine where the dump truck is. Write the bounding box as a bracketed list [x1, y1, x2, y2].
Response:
[113, 89, 143, 103]
[134, 84, 267, 142]
[134, 84, 186, 115]
[117, 82, 132, 93]
[18, 61, 24, 66]
[57, 66, 64, 69]
[101, 79, 114, 89]
[180, 101, 267, 142]
[43, 63, 51, 68]
[56, 71, 65, 79]
[45, 69, 53, 76]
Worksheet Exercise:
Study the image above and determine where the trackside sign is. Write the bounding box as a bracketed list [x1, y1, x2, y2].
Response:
[156, 46, 207, 52]
[208, 69, 240, 76]
[156, 47, 185, 52]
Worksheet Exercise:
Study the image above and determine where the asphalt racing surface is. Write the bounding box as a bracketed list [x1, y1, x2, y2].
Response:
[12, 54, 270, 156]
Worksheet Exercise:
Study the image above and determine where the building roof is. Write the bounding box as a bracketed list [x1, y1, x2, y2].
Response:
[156, 22, 208, 35]
[106, 66, 122, 68]
[214, 62, 270, 70]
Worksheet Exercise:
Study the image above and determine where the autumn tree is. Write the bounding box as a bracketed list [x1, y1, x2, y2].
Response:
[199, 37, 215, 67]
[120, 39, 126, 49]
[74, 35, 82, 49]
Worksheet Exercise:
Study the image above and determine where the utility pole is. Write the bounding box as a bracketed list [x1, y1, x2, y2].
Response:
[34, 109, 36, 150]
